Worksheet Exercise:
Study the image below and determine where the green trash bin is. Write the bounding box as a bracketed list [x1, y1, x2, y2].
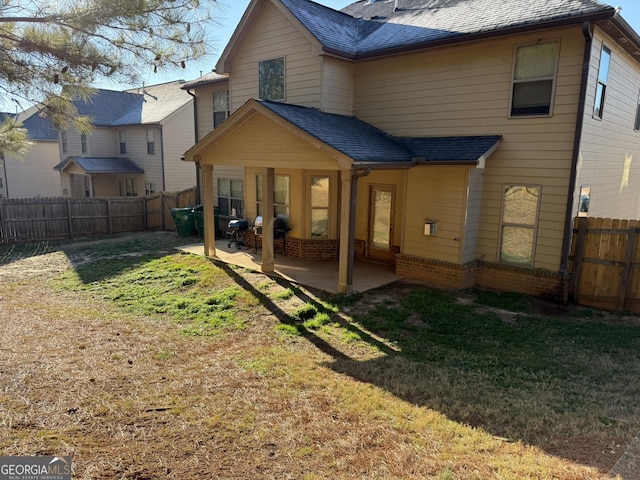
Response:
[192, 205, 204, 236]
[191, 205, 219, 237]
[170, 207, 196, 237]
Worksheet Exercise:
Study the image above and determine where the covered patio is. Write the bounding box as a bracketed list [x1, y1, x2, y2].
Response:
[177, 240, 401, 293]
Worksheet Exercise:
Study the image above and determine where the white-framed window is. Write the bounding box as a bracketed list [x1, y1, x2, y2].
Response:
[145, 182, 155, 195]
[0, 177, 4, 188]
[256, 174, 289, 217]
[146, 128, 155, 155]
[499, 184, 541, 266]
[217, 177, 243, 217]
[594, 46, 611, 119]
[80, 133, 87, 154]
[510, 41, 559, 117]
[119, 178, 138, 197]
[61, 131, 68, 153]
[213, 90, 230, 129]
[83, 175, 91, 197]
[258, 57, 285, 101]
[119, 131, 126, 154]
[310, 176, 330, 238]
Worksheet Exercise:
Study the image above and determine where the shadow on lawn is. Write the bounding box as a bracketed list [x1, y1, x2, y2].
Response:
[218, 260, 640, 472]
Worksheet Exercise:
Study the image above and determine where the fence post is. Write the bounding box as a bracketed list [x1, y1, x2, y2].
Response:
[143, 197, 148, 231]
[617, 226, 637, 312]
[67, 198, 74, 239]
[107, 199, 113, 234]
[570, 217, 588, 301]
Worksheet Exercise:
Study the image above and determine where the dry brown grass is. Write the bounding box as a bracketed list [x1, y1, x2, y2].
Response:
[0, 233, 630, 479]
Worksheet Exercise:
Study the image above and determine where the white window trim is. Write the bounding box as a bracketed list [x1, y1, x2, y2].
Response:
[508, 40, 560, 118]
[256, 173, 290, 218]
[593, 45, 612, 120]
[213, 90, 230, 129]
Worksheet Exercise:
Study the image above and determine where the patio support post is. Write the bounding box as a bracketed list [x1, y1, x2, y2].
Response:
[261, 167, 275, 273]
[338, 169, 355, 294]
[201, 163, 216, 258]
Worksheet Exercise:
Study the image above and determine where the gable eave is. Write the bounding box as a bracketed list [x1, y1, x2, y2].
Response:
[182, 99, 353, 169]
[216, 0, 325, 74]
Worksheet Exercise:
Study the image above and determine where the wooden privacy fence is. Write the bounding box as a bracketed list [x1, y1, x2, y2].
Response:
[570, 216, 640, 313]
[0, 187, 197, 244]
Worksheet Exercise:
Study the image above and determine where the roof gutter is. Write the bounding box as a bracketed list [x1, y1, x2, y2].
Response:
[560, 20, 593, 275]
[323, 9, 616, 61]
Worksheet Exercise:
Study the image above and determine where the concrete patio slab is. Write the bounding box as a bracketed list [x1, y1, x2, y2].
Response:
[176, 241, 402, 293]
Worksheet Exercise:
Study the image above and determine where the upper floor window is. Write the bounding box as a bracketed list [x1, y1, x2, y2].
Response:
[119, 131, 127, 154]
[80, 133, 87, 154]
[499, 185, 541, 266]
[594, 46, 611, 119]
[146, 128, 155, 155]
[259, 57, 285, 101]
[213, 90, 230, 129]
[510, 41, 559, 117]
[61, 131, 68, 153]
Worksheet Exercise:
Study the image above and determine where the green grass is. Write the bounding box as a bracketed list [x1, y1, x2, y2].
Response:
[12, 232, 639, 475]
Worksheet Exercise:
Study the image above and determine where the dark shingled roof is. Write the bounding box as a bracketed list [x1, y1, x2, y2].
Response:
[54, 156, 144, 174]
[258, 100, 500, 163]
[181, 72, 229, 90]
[21, 112, 57, 141]
[280, 0, 615, 58]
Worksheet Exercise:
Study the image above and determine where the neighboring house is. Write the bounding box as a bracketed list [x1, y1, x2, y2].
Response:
[54, 81, 196, 197]
[183, 0, 640, 297]
[1, 108, 61, 198]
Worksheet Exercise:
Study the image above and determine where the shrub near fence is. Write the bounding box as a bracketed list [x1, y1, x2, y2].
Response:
[0, 187, 197, 244]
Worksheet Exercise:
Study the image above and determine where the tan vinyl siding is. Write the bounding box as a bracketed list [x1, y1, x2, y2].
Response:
[576, 28, 640, 219]
[321, 57, 354, 115]
[199, 113, 339, 171]
[162, 104, 197, 192]
[229, 2, 322, 111]
[122, 125, 164, 192]
[402, 166, 468, 264]
[3, 142, 62, 197]
[192, 83, 230, 141]
[463, 167, 483, 264]
[354, 27, 584, 271]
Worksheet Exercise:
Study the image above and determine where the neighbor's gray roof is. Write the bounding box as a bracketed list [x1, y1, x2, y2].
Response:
[2, 108, 57, 141]
[54, 156, 144, 174]
[279, 0, 616, 58]
[258, 100, 501, 163]
[181, 72, 229, 90]
[72, 81, 192, 127]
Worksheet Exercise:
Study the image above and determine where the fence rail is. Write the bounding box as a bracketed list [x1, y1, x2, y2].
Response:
[0, 187, 197, 244]
[569, 216, 640, 313]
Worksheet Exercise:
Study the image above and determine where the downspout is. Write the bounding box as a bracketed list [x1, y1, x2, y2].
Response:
[560, 21, 593, 273]
[186, 89, 201, 204]
[346, 168, 371, 287]
[158, 125, 166, 191]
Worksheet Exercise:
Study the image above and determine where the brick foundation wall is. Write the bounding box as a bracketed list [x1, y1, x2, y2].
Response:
[396, 254, 570, 301]
[476, 262, 570, 302]
[395, 255, 476, 290]
[243, 232, 338, 259]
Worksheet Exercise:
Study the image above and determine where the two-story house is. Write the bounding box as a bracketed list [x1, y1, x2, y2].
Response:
[54, 81, 196, 197]
[1, 108, 61, 198]
[183, 0, 640, 297]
